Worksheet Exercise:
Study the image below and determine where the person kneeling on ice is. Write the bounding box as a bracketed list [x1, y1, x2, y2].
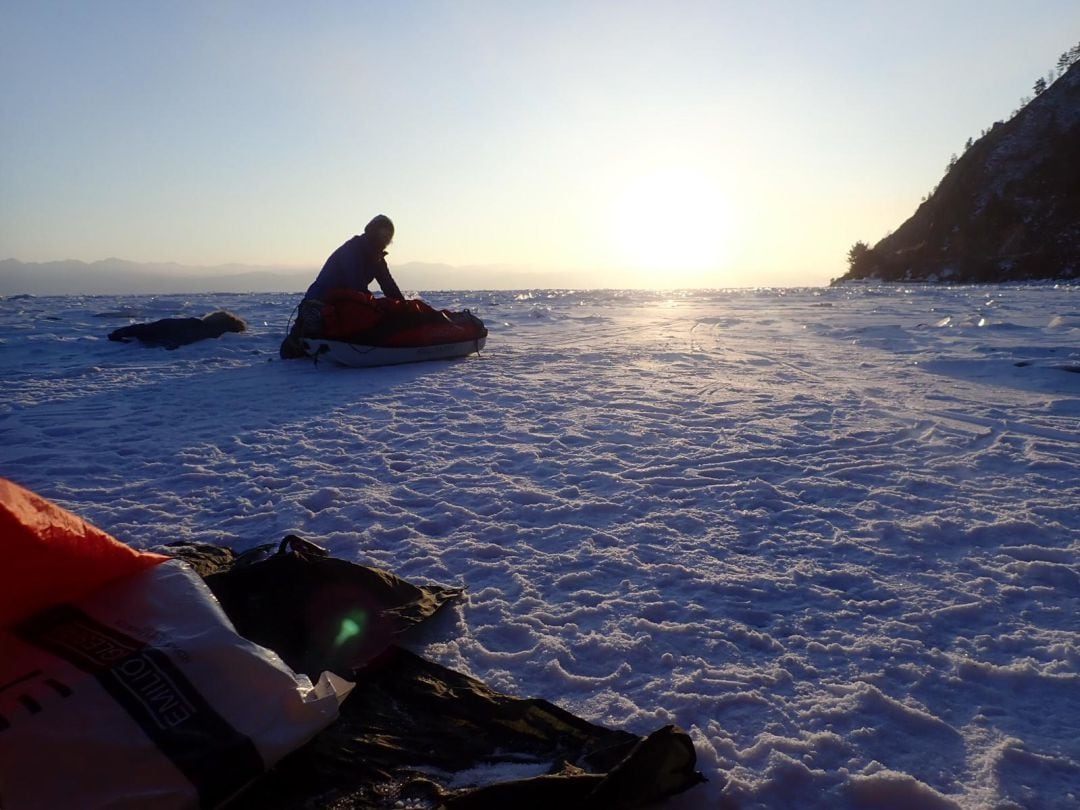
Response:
[280, 214, 404, 359]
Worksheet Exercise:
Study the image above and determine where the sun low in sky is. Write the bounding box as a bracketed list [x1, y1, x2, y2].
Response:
[2, 1, 1079, 289]
[606, 168, 735, 287]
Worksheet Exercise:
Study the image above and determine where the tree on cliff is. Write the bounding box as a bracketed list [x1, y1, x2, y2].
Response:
[846, 241, 877, 277]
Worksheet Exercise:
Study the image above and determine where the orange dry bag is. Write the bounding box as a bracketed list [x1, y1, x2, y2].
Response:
[0, 477, 168, 628]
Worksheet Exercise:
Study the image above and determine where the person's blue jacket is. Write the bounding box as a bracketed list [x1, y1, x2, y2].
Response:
[304, 233, 404, 301]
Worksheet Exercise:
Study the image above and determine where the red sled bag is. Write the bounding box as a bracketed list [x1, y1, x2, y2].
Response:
[0, 479, 352, 810]
[320, 289, 449, 343]
[320, 289, 382, 339]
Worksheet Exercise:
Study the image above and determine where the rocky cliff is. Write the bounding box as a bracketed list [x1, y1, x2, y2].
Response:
[835, 60, 1080, 284]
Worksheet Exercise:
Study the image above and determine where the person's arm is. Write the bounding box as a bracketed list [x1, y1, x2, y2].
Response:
[373, 258, 405, 299]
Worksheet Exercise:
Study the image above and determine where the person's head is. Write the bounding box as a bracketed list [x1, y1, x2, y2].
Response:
[364, 214, 394, 250]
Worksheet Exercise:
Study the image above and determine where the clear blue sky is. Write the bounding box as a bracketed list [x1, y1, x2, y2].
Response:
[2, 1, 1078, 287]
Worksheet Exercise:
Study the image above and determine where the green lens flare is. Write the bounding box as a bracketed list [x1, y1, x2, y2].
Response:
[334, 611, 368, 648]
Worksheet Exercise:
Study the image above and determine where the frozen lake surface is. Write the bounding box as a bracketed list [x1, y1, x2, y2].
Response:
[2, 284, 1078, 808]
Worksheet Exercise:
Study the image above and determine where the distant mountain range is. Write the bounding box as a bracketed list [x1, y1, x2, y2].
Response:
[0, 258, 576, 296]
[835, 56, 1080, 284]
[0, 258, 312, 296]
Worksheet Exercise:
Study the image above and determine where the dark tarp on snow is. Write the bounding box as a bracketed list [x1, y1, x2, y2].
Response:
[166, 537, 706, 809]
[107, 311, 247, 349]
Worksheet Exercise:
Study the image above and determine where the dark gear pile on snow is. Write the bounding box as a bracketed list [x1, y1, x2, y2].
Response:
[169, 537, 706, 809]
[108, 311, 247, 349]
[203, 535, 462, 677]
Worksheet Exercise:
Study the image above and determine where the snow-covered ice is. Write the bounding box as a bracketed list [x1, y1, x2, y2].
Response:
[1, 284, 1078, 808]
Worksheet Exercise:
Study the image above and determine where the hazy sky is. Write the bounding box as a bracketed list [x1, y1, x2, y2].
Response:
[3, 1, 1078, 288]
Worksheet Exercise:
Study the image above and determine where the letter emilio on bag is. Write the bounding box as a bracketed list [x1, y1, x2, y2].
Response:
[0, 479, 353, 809]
